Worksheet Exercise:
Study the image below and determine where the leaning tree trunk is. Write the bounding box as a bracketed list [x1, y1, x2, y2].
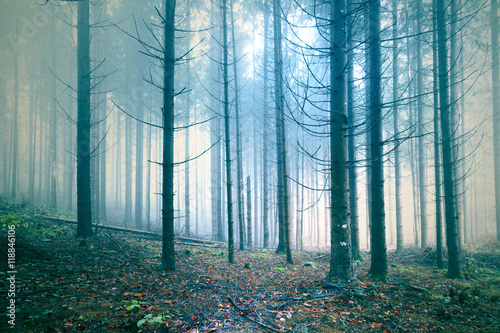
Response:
[76, 0, 93, 238]
[368, 0, 387, 279]
[160, 0, 176, 271]
[436, 0, 462, 279]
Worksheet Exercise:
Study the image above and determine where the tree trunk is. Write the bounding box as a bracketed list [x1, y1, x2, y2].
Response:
[100, 93, 107, 221]
[11, 21, 19, 201]
[247, 176, 252, 247]
[432, 0, 444, 269]
[449, 0, 462, 248]
[368, 0, 387, 279]
[184, 4, 191, 236]
[436, 0, 462, 279]
[491, 0, 500, 241]
[416, 0, 427, 249]
[273, 0, 293, 265]
[328, 0, 352, 280]
[115, 112, 121, 211]
[229, 0, 245, 251]
[76, 0, 93, 238]
[392, 0, 403, 253]
[262, 4, 270, 249]
[160, 0, 176, 271]
[136, 91, 144, 230]
[125, 112, 133, 225]
[50, 16, 58, 209]
[222, 0, 235, 264]
[28, 65, 35, 202]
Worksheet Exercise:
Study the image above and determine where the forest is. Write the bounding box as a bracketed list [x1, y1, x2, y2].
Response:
[0, 0, 500, 331]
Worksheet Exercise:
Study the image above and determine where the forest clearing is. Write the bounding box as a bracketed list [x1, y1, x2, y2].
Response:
[1, 201, 499, 332]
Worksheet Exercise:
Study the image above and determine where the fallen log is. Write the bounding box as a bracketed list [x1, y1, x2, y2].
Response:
[39, 216, 227, 246]
[39, 216, 161, 238]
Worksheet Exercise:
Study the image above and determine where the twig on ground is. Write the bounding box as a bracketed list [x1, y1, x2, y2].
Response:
[227, 296, 282, 332]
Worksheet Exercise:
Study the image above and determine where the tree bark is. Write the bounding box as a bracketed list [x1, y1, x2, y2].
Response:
[50, 16, 58, 209]
[491, 0, 500, 241]
[416, 0, 427, 249]
[432, 0, 444, 269]
[76, 0, 93, 238]
[136, 90, 144, 230]
[392, 0, 403, 253]
[222, 0, 235, 264]
[11, 21, 19, 201]
[262, 3, 270, 249]
[328, 0, 352, 280]
[368, 0, 387, 279]
[160, 0, 176, 271]
[184, 3, 191, 236]
[437, 0, 462, 279]
[273, 0, 293, 265]
[247, 176, 252, 247]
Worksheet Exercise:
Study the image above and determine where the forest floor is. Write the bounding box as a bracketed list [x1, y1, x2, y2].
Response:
[1, 201, 500, 332]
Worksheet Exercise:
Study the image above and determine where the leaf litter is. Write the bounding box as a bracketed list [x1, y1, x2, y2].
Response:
[2, 219, 500, 332]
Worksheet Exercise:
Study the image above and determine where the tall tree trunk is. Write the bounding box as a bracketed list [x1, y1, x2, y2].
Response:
[432, 0, 444, 269]
[184, 4, 191, 236]
[491, 0, 500, 241]
[28, 66, 35, 202]
[66, 113, 74, 211]
[436, 0, 462, 279]
[222, 0, 235, 264]
[262, 3, 270, 249]
[136, 91, 144, 230]
[11, 21, 19, 201]
[146, 94, 152, 230]
[416, 0, 427, 249]
[328, 0, 352, 280]
[273, 0, 293, 264]
[1, 74, 6, 195]
[50, 16, 58, 209]
[115, 112, 121, 210]
[364, 3, 372, 251]
[125, 113, 133, 224]
[392, 0, 403, 253]
[346, 0, 360, 260]
[449, 0, 462, 248]
[247, 176, 252, 247]
[368, 0, 387, 279]
[76, 0, 93, 238]
[160, 0, 176, 271]
[230, 0, 245, 250]
[100, 93, 106, 221]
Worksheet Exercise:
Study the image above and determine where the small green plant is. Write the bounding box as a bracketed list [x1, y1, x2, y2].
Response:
[137, 313, 170, 328]
[0, 212, 29, 232]
[273, 267, 289, 274]
[122, 300, 148, 311]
